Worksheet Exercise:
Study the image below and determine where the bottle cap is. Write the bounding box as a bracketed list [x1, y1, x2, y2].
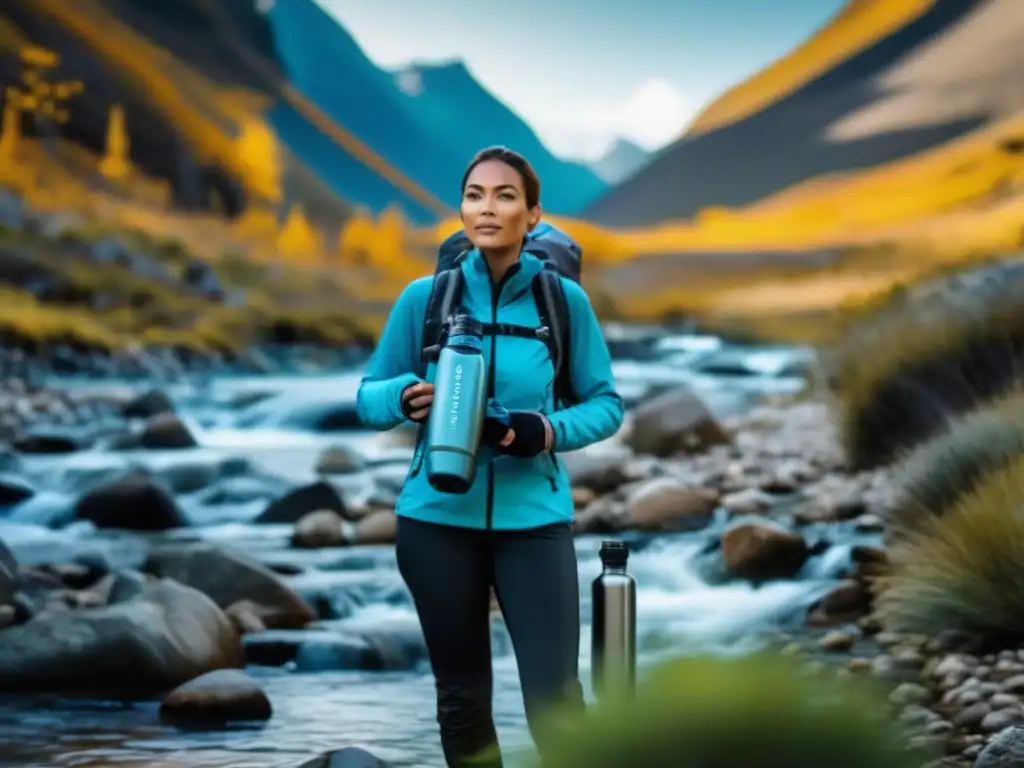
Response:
[599, 540, 629, 567]
[448, 314, 484, 339]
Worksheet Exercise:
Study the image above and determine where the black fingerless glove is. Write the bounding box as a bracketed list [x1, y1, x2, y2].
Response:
[503, 411, 548, 458]
[481, 401, 512, 447]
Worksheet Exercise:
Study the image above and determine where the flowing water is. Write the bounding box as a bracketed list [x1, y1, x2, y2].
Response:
[0, 335, 864, 767]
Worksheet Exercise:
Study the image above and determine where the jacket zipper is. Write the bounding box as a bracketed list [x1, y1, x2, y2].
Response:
[486, 264, 518, 530]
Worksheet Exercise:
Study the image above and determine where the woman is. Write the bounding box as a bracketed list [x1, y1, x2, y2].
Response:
[356, 146, 624, 767]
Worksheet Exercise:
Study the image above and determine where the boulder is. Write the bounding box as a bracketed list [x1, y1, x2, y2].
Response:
[74, 471, 187, 531]
[145, 542, 316, 629]
[624, 386, 730, 457]
[0, 579, 242, 692]
[721, 521, 809, 581]
[160, 669, 271, 724]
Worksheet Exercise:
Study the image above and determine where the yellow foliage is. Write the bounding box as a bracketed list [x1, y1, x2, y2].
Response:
[686, 0, 936, 136]
[234, 114, 282, 203]
[0, 101, 20, 163]
[338, 207, 376, 265]
[277, 204, 321, 260]
[98, 104, 130, 180]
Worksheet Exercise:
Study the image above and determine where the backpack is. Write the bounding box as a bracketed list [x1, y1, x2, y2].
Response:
[417, 221, 583, 408]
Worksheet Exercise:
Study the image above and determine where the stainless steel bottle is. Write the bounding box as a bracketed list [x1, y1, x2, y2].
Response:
[425, 314, 487, 494]
[591, 540, 637, 700]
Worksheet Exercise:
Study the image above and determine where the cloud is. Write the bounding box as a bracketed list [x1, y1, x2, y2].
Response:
[529, 78, 699, 161]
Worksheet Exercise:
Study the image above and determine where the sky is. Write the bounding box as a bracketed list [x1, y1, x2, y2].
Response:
[316, 0, 847, 161]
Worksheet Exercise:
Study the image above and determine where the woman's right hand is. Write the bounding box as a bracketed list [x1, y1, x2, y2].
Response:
[401, 381, 435, 422]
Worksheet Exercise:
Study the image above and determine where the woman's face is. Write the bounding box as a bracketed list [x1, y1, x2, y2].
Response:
[461, 159, 540, 251]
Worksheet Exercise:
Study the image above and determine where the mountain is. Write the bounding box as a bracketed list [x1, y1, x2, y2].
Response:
[585, 0, 1020, 228]
[391, 60, 607, 214]
[0, 0, 450, 230]
[588, 139, 650, 185]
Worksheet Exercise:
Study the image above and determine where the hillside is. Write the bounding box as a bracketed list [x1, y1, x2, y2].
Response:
[391, 60, 607, 213]
[585, 0, 1017, 228]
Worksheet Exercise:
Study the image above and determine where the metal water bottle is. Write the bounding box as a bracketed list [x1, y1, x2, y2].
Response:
[591, 540, 637, 700]
[425, 314, 487, 494]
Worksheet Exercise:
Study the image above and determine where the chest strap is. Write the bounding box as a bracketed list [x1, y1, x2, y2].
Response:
[482, 322, 551, 341]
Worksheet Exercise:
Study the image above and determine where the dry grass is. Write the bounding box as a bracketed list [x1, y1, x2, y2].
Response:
[526, 653, 935, 768]
[890, 392, 1024, 538]
[882, 455, 1024, 646]
[821, 257, 1024, 469]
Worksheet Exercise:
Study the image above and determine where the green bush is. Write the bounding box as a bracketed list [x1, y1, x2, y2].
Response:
[519, 654, 935, 768]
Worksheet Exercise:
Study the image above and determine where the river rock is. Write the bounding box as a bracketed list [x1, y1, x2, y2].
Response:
[0, 537, 17, 606]
[974, 725, 1024, 767]
[225, 599, 268, 634]
[160, 669, 271, 724]
[720, 520, 809, 581]
[315, 445, 368, 475]
[297, 747, 391, 768]
[0, 473, 36, 506]
[0, 578, 242, 692]
[73, 471, 187, 531]
[622, 477, 719, 532]
[145, 542, 316, 629]
[258, 481, 347, 524]
[139, 413, 198, 449]
[122, 388, 175, 419]
[352, 510, 397, 544]
[292, 510, 352, 549]
[624, 386, 730, 458]
[559, 443, 635, 494]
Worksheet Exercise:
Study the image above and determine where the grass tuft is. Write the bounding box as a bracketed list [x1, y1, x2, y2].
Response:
[881, 454, 1024, 647]
[823, 257, 1024, 470]
[522, 654, 935, 768]
[890, 392, 1024, 539]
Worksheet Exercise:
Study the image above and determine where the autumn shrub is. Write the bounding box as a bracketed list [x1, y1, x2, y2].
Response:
[823, 257, 1024, 470]
[518, 654, 935, 768]
[889, 392, 1024, 539]
[881, 454, 1024, 647]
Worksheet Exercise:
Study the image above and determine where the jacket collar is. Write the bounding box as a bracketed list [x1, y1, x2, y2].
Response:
[460, 247, 545, 307]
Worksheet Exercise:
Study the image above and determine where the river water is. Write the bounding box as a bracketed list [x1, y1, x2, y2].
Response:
[0, 333, 853, 768]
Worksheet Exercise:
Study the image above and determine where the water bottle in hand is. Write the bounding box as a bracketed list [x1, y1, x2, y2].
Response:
[425, 314, 487, 494]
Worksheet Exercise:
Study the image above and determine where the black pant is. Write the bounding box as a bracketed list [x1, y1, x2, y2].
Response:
[396, 516, 584, 767]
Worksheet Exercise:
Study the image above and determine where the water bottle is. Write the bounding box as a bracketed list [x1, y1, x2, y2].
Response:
[591, 540, 637, 700]
[425, 314, 487, 494]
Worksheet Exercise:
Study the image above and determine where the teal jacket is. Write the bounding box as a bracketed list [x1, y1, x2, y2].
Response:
[356, 247, 624, 530]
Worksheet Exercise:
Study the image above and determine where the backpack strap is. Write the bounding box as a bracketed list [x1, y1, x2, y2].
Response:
[417, 255, 468, 376]
[531, 265, 578, 407]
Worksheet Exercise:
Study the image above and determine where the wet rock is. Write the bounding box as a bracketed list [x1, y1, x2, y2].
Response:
[258, 481, 347, 524]
[352, 510, 397, 544]
[74, 471, 186, 531]
[819, 629, 857, 653]
[720, 520, 809, 581]
[145, 542, 316, 629]
[139, 413, 198, 449]
[297, 746, 391, 768]
[292, 510, 351, 549]
[0, 538, 17, 606]
[559, 443, 635, 494]
[91, 569, 149, 605]
[0, 473, 36, 506]
[225, 599, 268, 635]
[122, 389, 175, 419]
[160, 669, 271, 724]
[983, 709, 1024, 733]
[721, 488, 775, 516]
[0, 579, 242, 692]
[809, 580, 872, 624]
[315, 445, 368, 475]
[624, 386, 730, 457]
[890, 682, 932, 707]
[976, 726, 1024, 767]
[13, 428, 81, 454]
[622, 477, 719, 532]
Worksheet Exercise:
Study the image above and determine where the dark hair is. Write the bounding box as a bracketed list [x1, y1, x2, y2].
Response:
[461, 146, 541, 209]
